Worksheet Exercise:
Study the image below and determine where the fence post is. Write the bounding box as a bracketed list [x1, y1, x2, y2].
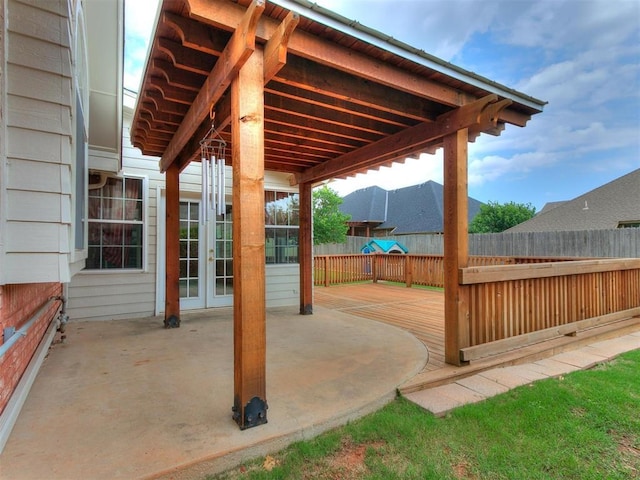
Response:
[324, 256, 330, 287]
[372, 253, 378, 283]
[405, 255, 413, 287]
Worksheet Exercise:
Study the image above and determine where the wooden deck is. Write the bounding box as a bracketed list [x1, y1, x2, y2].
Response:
[314, 282, 640, 393]
[315, 282, 446, 370]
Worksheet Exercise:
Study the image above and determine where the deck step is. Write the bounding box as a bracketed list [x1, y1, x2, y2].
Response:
[399, 316, 640, 395]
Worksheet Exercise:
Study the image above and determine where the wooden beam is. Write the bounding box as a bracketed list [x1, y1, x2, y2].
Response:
[266, 81, 416, 128]
[298, 182, 313, 314]
[188, 0, 460, 106]
[231, 48, 267, 430]
[275, 55, 444, 122]
[461, 258, 640, 284]
[187, 0, 538, 125]
[264, 11, 299, 84]
[162, 11, 227, 55]
[460, 307, 640, 362]
[151, 58, 205, 92]
[159, 0, 266, 173]
[164, 164, 181, 328]
[169, 9, 298, 172]
[293, 94, 501, 185]
[443, 128, 470, 366]
[157, 37, 215, 75]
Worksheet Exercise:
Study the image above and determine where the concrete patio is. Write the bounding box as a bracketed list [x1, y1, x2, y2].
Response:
[0, 305, 427, 479]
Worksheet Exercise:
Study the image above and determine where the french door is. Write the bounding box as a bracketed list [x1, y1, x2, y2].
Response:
[156, 194, 233, 312]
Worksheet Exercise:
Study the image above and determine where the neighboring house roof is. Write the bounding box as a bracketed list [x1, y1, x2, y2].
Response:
[340, 181, 483, 234]
[340, 186, 388, 222]
[361, 239, 408, 254]
[537, 201, 568, 215]
[507, 168, 640, 233]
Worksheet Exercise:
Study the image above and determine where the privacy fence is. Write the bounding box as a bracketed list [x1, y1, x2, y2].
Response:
[314, 228, 640, 258]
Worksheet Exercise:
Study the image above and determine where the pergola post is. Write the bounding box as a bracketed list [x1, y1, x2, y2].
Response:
[443, 128, 471, 365]
[298, 182, 313, 314]
[231, 47, 267, 429]
[164, 163, 181, 328]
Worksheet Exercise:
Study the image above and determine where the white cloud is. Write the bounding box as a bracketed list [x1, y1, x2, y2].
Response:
[124, 0, 160, 91]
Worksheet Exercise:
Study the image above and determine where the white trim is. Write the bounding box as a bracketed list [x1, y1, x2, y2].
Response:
[154, 185, 163, 315]
[83, 172, 149, 272]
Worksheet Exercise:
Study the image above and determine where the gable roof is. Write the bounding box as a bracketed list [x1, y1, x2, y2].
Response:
[507, 168, 640, 233]
[340, 181, 483, 234]
[361, 239, 408, 254]
[340, 186, 388, 222]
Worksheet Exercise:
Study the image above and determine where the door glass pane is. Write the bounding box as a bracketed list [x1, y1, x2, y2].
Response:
[213, 206, 233, 299]
[179, 201, 200, 299]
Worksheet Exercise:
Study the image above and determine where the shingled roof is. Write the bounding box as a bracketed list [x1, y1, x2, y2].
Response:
[507, 168, 640, 233]
[340, 181, 483, 234]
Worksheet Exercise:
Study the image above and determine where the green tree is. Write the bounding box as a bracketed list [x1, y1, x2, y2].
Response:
[312, 186, 351, 245]
[469, 201, 536, 233]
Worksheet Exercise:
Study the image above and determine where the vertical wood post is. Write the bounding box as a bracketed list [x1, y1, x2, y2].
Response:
[443, 128, 471, 365]
[299, 182, 313, 314]
[372, 253, 378, 283]
[324, 257, 330, 287]
[164, 163, 181, 328]
[405, 256, 413, 288]
[231, 48, 267, 429]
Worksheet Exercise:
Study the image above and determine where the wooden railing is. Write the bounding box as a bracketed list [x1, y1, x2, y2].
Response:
[313, 254, 578, 288]
[459, 258, 640, 360]
[314, 254, 640, 362]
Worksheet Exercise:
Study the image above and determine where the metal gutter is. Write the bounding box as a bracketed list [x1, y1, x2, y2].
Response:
[269, 0, 547, 112]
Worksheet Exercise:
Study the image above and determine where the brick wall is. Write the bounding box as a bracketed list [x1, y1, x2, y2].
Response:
[0, 283, 62, 415]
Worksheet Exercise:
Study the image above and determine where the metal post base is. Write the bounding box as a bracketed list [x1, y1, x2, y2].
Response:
[164, 315, 180, 328]
[232, 396, 268, 430]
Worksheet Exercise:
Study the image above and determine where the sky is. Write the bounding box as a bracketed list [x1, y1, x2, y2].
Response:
[125, 0, 640, 212]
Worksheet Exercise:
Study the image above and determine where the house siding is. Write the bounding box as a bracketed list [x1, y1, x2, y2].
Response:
[3, 0, 74, 284]
[67, 106, 300, 321]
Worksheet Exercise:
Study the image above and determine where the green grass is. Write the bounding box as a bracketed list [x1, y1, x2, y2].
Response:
[209, 349, 640, 480]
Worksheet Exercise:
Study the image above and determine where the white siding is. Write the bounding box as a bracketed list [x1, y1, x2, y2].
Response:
[266, 265, 300, 307]
[68, 102, 301, 320]
[1, 0, 74, 284]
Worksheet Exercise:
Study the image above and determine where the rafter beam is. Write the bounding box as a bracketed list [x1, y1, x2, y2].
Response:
[264, 10, 299, 84]
[159, 0, 266, 173]
[172, 9, 298, 172]
[186, 0, 537, 124]
[162, 11, 227, 55]
[293, 95, 510, 185]
[157, 37, 215, 75]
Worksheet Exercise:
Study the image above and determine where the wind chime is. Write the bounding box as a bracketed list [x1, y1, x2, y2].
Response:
[199, 118, 227, 224]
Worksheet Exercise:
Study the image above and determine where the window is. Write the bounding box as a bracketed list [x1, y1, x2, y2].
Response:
[265, 191, 299, 264]
[86, 176, 144, 269]
[618, 221, 640, 229]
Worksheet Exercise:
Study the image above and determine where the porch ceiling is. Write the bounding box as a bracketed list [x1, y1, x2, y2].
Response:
[131, 0, 546, 184]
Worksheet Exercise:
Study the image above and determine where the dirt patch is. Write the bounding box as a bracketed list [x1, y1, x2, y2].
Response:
[617, 434, 640, 477]
[452, 460, 477, 479]
[301, 438, 386, 480]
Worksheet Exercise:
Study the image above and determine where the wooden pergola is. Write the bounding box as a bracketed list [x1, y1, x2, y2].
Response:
[131, 0, 545, 429]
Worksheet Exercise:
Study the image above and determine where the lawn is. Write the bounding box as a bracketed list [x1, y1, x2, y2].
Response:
[210, 349, 640, 479]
